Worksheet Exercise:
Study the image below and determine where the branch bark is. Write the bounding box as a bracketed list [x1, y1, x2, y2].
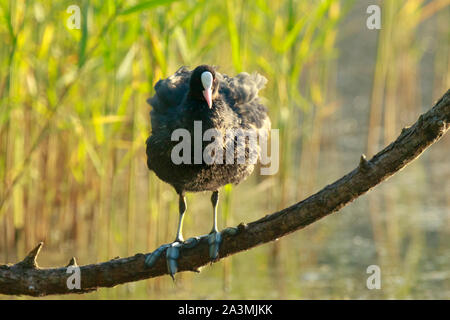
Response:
[1, 90, 449, 297]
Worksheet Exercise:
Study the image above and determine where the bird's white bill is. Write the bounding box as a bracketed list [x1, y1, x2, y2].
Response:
[203, 88, 212, 108]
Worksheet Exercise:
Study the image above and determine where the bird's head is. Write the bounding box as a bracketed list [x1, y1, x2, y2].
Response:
[189, 65, 219, 109]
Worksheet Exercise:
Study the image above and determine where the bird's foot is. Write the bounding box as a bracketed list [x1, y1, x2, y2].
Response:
[144, 237, 203, 279]
[207, 231, 221, 261]
[145, 241, 185, 280]
[208, 227, 238, 261]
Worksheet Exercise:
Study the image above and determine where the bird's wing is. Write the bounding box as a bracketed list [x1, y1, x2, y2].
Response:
[147, 66, 192, 114]
[218, 72, 270, 130]
[218, 72, 267, 106]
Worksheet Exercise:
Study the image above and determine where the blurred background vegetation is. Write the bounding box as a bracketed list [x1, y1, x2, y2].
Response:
[0, 0, 449, 299]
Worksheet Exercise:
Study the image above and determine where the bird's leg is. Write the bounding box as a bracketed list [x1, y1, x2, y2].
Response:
[211, 190, 219, 233]
[174, 194, 186, 242]
[208, 190, 222, 260]
[145, 191, 238, 277]
[145, 193, 187, 280]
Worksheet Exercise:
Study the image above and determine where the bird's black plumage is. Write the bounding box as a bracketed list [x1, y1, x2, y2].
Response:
[146, 65, 270, 194]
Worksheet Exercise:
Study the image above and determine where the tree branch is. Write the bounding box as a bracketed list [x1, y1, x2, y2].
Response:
[1, 90, 449, 297]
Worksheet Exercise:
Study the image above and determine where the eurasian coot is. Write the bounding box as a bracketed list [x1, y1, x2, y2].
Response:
[145, 65, 270, 278]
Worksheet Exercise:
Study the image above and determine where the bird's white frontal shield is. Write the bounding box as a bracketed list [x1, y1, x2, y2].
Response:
[201, 71, 213, 108]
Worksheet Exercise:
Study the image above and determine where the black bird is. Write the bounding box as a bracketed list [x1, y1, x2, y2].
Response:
[145, 65, 270, 277]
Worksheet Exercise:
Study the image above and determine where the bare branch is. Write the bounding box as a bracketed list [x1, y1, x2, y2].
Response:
[0, 89, 449, 297]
